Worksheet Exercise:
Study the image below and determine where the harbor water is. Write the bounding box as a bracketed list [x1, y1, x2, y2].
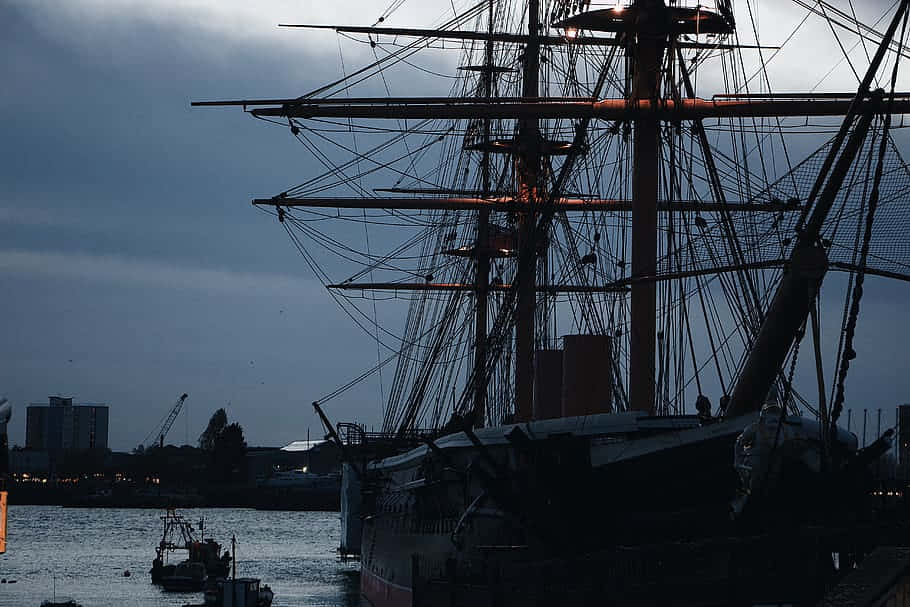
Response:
[0, 506, 360, 607]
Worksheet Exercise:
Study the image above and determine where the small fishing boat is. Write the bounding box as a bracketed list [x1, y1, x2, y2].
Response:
[182, 578, 274, 607]
[150, 508, 230, 585]
[183, 535, 274, 607]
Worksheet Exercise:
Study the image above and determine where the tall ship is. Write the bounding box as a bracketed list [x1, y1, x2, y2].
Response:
[197, 0, 910, 604]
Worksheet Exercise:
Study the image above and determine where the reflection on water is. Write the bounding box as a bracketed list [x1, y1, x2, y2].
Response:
[0, 506, 360, 607]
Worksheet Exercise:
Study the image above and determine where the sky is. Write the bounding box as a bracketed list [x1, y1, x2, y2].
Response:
[2, 0, 910, 451]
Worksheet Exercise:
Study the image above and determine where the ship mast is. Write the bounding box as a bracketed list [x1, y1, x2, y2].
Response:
[471, 0, 495, 428]
[629, 0, 668, 414]
[513, 0, 542, 422]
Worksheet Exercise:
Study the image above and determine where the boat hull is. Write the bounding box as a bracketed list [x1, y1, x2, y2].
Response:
[361, 567, 413, 607]
[358, 413, 751, 607]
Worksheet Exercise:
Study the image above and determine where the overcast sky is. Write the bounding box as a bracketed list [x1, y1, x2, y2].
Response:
[3, 0, 910, 450]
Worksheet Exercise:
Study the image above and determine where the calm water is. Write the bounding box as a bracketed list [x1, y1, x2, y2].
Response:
[0, 506, 360, 607]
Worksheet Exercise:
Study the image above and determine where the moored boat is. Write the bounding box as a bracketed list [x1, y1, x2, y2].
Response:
[150, 509, 230, 585]
[183, 534, 275, 607]
[182, 579, 274, 607]
[197, 0, 910, 604]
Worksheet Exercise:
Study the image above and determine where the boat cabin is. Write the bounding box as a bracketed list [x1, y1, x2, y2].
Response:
[217, 578, 262, 607]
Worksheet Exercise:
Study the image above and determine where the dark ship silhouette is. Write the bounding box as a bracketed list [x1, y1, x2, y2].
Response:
[197, 0, 910, 603]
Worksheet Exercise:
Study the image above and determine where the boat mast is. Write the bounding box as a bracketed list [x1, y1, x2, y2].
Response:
[629, 0, 669, 415]
[472, 0, 495, 428]
[514, 0, 541, 422]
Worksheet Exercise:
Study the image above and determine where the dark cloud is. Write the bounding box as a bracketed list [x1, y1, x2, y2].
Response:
[0, 1, 397, 447]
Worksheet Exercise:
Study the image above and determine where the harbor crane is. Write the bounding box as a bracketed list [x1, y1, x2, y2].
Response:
[146, 393, 189, 449]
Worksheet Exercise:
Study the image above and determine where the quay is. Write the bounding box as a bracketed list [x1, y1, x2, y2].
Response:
[820, 546, 910, 607]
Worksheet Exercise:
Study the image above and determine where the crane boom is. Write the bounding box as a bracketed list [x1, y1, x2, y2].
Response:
[151, 393, 189, 449]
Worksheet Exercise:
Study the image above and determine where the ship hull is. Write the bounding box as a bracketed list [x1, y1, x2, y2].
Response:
[358, 412, 754, 607]
[361, 567, 413, 607]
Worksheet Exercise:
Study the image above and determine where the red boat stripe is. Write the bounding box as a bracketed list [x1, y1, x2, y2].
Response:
[361, 567, 413, 607]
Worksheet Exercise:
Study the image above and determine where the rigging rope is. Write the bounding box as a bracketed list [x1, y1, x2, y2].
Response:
[255, 0, 910, 428]
[831, 7, 908, 428]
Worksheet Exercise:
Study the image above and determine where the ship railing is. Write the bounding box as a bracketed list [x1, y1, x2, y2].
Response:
[336, 423, 439, 449]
